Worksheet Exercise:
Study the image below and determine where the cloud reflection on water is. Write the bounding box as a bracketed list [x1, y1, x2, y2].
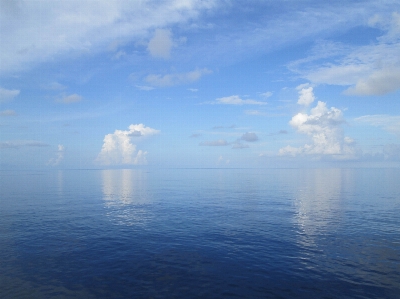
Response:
[101, 169, 152, 226]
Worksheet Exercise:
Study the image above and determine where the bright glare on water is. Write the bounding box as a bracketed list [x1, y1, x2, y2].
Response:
[1, 168, 399, 298]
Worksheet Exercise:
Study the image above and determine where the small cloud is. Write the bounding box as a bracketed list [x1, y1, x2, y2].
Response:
[136, 85, 155, 91]
[278, 130, 288, 134]
[148, 29, 173, 59]
[0, 109, 17, 116]
[188, 88, 198, 92]
[0, 87, 20, 103]
[145, 68, 212, 87]
[241, 132, 259, 142]
[232, 141, 249, 149]
[245, 110, 266, 116]
[213, 95, 267, 105]
[112, 50, 126, 60]
[199, 139, 228, 146]
[47, 144, 65, 166]
[190, 133, 202, 138]
[42, 82, 67, 90]
[57, 93, 83, 104]
[260, 91, 273, 98]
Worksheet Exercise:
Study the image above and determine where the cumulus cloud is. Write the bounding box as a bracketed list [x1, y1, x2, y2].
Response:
[47, 144, 65, 166]
[0, 87, 20, 102]
[96, 124, 159, 165]
[0, 109, 17, 116]
[148, 29, 173, 59]
[57, 93, 83, 104]
[145, 68, 212, 87]
[296, 84, 315, 106]
[279, 101, 357, 159]
[241, 132, 258, 142]
[212, 95, 267, 105]
[199, 139, 228, 146]
[260, 91, 273, 98]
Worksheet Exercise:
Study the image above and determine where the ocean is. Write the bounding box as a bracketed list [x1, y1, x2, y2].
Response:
[1, 168, 399, 298]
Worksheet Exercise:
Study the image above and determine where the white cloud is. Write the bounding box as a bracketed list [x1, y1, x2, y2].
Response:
[136, 85, 155, 91]
[199, 139, 228, 146]
[292, 12, 400, 95]
[0, 109, 17, 116]
[0, 0, 216, 74]
[96, 124, 159, 165]
[296, 84, 315, 106]
[57, 93, 83, 104]
[241, 132, 258, 142]
[47, 144, 65, 166]
[0, 87, 20, 102]
[260, 91, 273, 98]
[279, 101, 357, 159]
[355, 115, 400, 137]
[145, 68, 212, 87]
[147, 29, 173, 59]
[213, 95, 267, 105]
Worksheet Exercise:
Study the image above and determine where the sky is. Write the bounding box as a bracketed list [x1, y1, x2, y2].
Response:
[1, 0, 400, 169]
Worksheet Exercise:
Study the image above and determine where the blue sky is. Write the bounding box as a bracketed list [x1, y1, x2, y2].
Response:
[1, 0, 400, 169]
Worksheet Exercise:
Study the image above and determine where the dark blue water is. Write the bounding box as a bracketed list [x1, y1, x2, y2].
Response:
[1, 168, 399, 298]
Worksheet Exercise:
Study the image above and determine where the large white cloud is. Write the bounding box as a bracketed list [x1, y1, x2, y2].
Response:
[0, 0, 216, 75]
[279, 100, 356, 159]
[96, 124, 159, 165]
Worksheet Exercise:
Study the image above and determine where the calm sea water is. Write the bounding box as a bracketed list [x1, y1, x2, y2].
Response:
[1, 168, 399, 298]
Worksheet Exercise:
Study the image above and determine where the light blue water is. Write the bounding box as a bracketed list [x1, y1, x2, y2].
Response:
[1, 168, 399, 298]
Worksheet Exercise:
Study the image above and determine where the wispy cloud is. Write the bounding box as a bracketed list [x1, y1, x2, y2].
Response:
[199, 139, 228, 146]
[355, 115, 400, 137]
[0, 87, 20, 102]
[0, 110, 17, 116]
[0, 140, 49, 149]
[207, 95, 267, 105]
[145, 68, 212, 87]
[57, 93, 83, 104]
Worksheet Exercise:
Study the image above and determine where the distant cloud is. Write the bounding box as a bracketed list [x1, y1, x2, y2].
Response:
[57, 93, 83, 104]
[241, 132, 258, 142]
[148, 29, 173, 59]
[199, 139, 228, 146]
[188, 88, 198, 92]
[42, 82, 67, 90]
[0, 87, 20, 102]
[96, 124, 159, 165]
[0, 110, 17, 116]
[47, 144, 65, 166]
[0, 140, 49, 149]
[231, 141, 249, 149]
[260, 91, 273, 98]
[245, 110, 266, 116]
[278, 130, 288, 134]
[355, 115, 400, 137]
[296, 84, 315, 106]
[136, 85, 155, 91]
[279, 100, 357, 159]
[189, 133, 202, 138]
[211, 95, 267, 105]
[145, 68, 212, 87]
